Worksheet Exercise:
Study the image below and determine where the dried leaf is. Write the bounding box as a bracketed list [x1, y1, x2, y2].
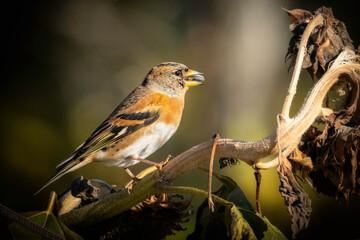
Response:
[298, 70, 360, 199]
[304, 125, 360, 200]
[283, 8, 312, 24]
[288, 147, 313, 177]
[282, 8, 313, 33]
[289, 37, 360, 200]
[277, 157, 312, 239]
[285, 6, 354, 79]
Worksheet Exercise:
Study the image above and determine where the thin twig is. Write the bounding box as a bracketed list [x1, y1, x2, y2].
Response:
[254, 170, 262, 216]
[208, 134, 220, 213]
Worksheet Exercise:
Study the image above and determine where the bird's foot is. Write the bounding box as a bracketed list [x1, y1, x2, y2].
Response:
[126, 176, 141, 193]
[130, 154, 171, 171]
[156, 154, 172, 171]
[124, 167, 141, 193]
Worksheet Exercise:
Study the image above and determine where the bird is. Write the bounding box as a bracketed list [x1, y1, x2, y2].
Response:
[34, 62, 205, 195]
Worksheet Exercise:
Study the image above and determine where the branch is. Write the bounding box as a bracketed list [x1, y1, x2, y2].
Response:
[256, 52, 360, 169]
[60, 54, 360, 227]
[281, 14, 325, 118]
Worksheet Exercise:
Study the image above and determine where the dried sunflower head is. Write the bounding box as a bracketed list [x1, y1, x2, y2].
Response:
[285, 6, 354, 79]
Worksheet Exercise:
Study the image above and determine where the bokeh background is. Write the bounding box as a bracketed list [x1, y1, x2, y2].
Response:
[2, 0, 360, 239]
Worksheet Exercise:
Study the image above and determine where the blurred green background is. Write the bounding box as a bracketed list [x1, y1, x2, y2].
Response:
[2, 0, 360, 239]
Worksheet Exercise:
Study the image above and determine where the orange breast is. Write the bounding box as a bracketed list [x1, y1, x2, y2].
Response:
[157, 94, 185, 126]
[120, 92, 185, 127]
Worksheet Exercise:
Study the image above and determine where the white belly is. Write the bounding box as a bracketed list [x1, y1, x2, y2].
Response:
[94, 122, 178, 168]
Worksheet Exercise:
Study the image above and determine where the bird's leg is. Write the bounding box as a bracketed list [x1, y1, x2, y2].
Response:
[124, 168, 140, 181]
[124, 168, 140, 191]
[131, 154, 171, 171]
[159, 154, 172, 170]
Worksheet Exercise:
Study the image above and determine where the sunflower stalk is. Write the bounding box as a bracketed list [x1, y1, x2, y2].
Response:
[61, 51, 360, 227]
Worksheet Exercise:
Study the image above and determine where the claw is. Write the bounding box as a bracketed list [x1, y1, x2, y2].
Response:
[157, 154, 172, 170]
[126, 176, 140, 193]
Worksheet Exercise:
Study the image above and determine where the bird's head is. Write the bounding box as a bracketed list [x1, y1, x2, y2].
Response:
[143, 62, 205, 96]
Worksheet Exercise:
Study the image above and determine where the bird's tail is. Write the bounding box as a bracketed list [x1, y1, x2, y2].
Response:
[33, 158, 90, 196]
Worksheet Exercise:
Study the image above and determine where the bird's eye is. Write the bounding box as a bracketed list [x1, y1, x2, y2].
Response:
[174, 70, 181, 76]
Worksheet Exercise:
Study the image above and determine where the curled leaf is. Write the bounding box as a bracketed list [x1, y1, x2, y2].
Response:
[297, 69, 360, 200]
[288, 147, 313, 179]
[301, 125, 360, 200]
[277, 157, 312, 239]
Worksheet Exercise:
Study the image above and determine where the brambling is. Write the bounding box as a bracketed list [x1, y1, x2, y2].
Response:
[34, 62, 205, 195]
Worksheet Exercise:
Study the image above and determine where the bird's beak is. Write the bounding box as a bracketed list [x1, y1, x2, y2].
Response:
[184, 69, 205, 87]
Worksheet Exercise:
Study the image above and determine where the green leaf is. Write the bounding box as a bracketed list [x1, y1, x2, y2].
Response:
[217, 175, 239, 191]
[188, 175, 287, 240]
[8, 192, 83, 240]
[226, 205, 257, 240]
[217, 175, 255, 212]
[227, 186, 255, 212]
[58, 220, 84, 240]
[224, 178, 287, 240]
[230, 207, 287, 240]
[262, 217, 287, 240]
[187, 185, 230, 240]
